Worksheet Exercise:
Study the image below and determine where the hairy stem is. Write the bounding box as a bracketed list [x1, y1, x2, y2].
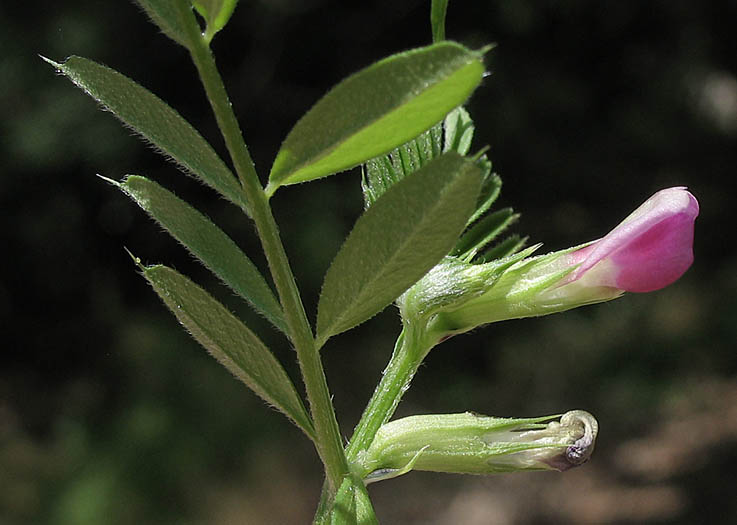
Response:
[346, 324, 435, 462]
[314, 324, 433, 519]
[180, 13, 348, 492]
[430, 0, 449, 43]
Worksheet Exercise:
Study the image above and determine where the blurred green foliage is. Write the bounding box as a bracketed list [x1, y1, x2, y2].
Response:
[2, 1, 736, 523]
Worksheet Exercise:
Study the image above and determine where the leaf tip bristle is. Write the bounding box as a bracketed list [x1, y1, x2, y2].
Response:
[123, 246, 144, 269]
[95, 173, 120, 187]
[39, 54, 62, 70]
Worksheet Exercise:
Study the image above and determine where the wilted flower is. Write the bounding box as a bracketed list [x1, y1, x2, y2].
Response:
[407, 187, 699, 339]
[355, 410, 598, 481]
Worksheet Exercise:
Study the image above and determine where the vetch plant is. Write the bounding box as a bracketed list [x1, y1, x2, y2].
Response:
[45, 0, 698, 522]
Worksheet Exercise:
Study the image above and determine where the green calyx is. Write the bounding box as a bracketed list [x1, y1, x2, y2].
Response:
[354, 410, 598, 481]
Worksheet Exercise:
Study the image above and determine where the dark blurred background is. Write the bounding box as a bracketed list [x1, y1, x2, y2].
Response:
[2, 1, 736, 523]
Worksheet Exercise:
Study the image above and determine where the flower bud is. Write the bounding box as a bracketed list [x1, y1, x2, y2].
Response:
[355, 410, 598, 482]
[420, 187, 698, 336]
[561, 187, 698, 293]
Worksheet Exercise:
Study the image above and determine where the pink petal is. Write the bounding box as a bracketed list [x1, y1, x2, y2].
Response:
[569, 187, 699, 292]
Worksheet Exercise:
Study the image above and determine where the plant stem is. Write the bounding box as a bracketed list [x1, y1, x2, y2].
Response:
[346, 324, 434, 462]
[314, 322, 433, 519]
[430, 0, 449, 43]
[184, 26, 348, 492]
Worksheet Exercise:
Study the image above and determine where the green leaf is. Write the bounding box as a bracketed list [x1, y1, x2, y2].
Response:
[443, 106, 475, 155]
[467, 167, 499, 226]
[440, 107, 502, 227]
[477, 235, 528, 263]
[266, 42, 485, 194]
[454, 207, 520, 262]
[141, 263, 315, 438]
[193, 0, 239, 43]
[440, 107, 503, 227]
[135, 0, 198, 49]
[114, 175, 285, 332]
[361, 105, 477, 209]
[44, 55, 245, 211]
[316, 152, 483, 345]
[361, 124, 442, 208]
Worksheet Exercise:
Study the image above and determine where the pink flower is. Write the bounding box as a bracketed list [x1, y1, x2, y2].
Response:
[421, 187, 699, 336]
[561, 187, 699, 293]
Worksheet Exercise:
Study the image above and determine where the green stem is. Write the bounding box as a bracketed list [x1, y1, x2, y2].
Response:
[181, 17, 348, 492]
[314, 477, 378, 525]
[346, 324, 434, 462]
[430, 0, 449, 43]
[314, 324, 431, 522]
